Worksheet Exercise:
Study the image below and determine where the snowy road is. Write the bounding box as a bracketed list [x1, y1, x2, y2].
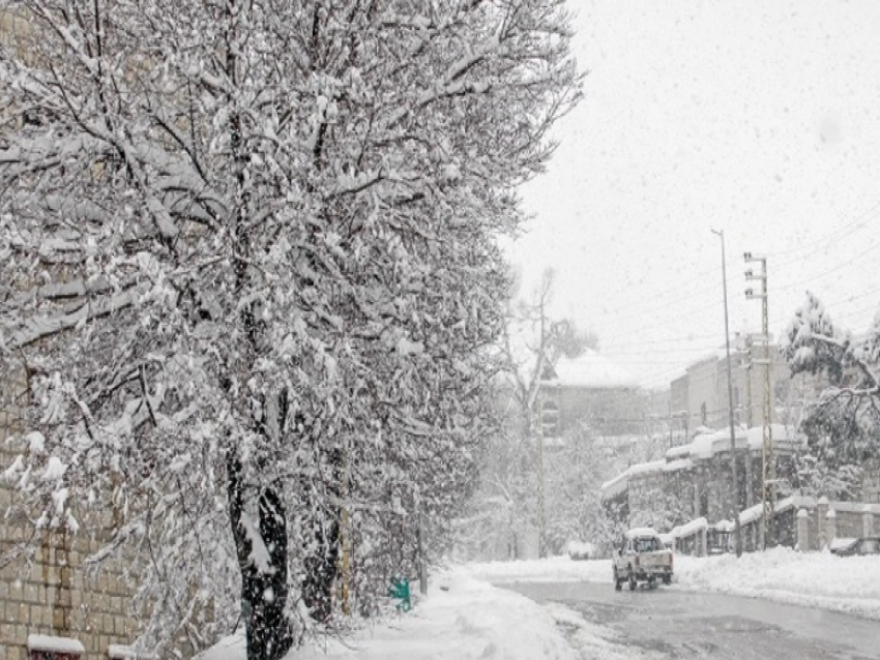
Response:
[500, 581, 878, 660]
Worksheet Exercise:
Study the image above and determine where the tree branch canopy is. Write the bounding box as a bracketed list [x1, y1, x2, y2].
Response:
[0, 0, 581, 656]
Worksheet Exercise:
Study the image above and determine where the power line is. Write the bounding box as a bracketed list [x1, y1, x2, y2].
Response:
[768, 198, 880, 265]
[605, 299, 724, 344]
[603, 345, 725, 356]
[773, 237, 880, 293]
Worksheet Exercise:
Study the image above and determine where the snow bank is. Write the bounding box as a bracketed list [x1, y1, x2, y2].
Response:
[673, 547, 880, 619]
[198, 571, 578, 660]
[463, 555, 610, 584]
[467, 548, 880, 620]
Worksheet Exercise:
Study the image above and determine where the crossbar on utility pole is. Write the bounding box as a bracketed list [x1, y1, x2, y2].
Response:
[712, 229, 743, 557]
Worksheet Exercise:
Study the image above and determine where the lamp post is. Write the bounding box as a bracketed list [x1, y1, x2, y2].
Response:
[711, 229, 743, 557]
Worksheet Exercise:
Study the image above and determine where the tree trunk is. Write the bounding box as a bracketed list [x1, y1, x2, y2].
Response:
[301, 515, 340, 622]
[227, 453, 294, 660]
[301, 447, 342, 622]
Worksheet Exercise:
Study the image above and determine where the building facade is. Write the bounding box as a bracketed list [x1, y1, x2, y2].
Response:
[538, 350, 642, 440]
[674, 341, 826, 437]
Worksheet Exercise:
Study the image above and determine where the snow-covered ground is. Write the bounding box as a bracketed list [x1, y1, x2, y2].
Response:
[201, 549, 880, 660]
[200, 572, 585, 660]
[465, 547, 880, 619]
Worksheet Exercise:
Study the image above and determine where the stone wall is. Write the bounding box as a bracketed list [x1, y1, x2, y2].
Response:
[795, 499, 880, 551]
[1, 364, 144, 660]
[861, 458, 880, 503]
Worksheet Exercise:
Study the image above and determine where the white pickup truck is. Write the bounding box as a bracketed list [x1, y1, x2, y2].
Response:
[612, 527, 673, 591]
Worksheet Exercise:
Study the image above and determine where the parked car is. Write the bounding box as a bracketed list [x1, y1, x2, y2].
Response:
[612, 527, 674, 591]
[567, 541, 595, 561]
[829, 536, 880, 557]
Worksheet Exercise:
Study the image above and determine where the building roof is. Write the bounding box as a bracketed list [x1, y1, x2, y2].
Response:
[601, 424, 806, 501]
[542, 350, 638, 390]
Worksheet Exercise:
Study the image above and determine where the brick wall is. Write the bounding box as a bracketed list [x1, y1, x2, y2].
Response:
[1, 364, 143, 660]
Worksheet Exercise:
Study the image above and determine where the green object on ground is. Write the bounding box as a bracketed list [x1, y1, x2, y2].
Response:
[388, 577, 411, 612]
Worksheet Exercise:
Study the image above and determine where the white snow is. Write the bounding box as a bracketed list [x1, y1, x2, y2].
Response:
[107, 644, 156, 660]
[27, 634, 85, 655]
[26, 431, 46, 453]
[543, 349, 638, 389]
[41, 456, 67, 481]
[190, 549, 880, 660]
[603, 425, 806, 500]
[198, 571, 580, 660]
[625, 526, 660, 538]
[465, 548, 880, 620]
[669, 517, 708, 538]
[674, 547, 880, 619]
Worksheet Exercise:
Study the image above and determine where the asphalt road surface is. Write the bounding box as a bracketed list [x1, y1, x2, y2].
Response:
[499, 580, 879, 660]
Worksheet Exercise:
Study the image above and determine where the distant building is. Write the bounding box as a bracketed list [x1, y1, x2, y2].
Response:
[671, 340, 826, 437]
[538, 350, 641, 440]
[601, 424, 803, 533]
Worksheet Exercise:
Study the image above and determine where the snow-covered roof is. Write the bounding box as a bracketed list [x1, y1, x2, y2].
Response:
[745, 424, 804, 451]
[669, 517, 708, 538]
[664, 424, 803, 462]
[664, 458, 693, 472]
[603, 425, 806, 502]
[600, 459, 667, 500]
[711, 519, 736, 532]
[689, 428, 748, 459]
[665, 443, 692, 460]
[542, 350, 638, 390]
[625, 527, 660, 538]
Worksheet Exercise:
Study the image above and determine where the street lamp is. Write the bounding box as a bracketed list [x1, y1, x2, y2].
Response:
[711, 229, 743, 557]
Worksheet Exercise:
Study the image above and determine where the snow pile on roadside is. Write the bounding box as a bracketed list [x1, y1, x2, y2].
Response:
[463, 555, 610, 584]
[542, 603, 656, 660]
[199, 572, 579, 660]
[465, 547, 880, 620]
[674, 547, 880, 619]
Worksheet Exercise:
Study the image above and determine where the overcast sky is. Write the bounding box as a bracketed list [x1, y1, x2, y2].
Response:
[505, 0, 880, 389]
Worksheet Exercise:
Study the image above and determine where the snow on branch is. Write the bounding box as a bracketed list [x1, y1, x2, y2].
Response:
[4, 285, 144, 351]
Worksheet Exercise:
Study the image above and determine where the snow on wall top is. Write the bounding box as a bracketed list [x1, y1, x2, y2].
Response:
[27, 635, 85, 655]
[542, 350, 638, 390]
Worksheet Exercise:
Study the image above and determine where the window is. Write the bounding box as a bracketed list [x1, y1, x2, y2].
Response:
[633, 537, 661, 553]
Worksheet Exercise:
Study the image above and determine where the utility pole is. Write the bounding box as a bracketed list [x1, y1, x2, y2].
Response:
[536, 389, 546, 558]
[339, 439, 352, 615]
[743, 335, 754, 429]
[743, 335, 754, 507]
[745, 253, 774, 549]
[711, 229, 743, 558]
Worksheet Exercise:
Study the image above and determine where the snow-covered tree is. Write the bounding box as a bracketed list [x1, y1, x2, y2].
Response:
[542, 420, 608, 553]
[0, 1, 580, 658]
[783, 292, 880, 499]
[461, 269, 598, 559]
